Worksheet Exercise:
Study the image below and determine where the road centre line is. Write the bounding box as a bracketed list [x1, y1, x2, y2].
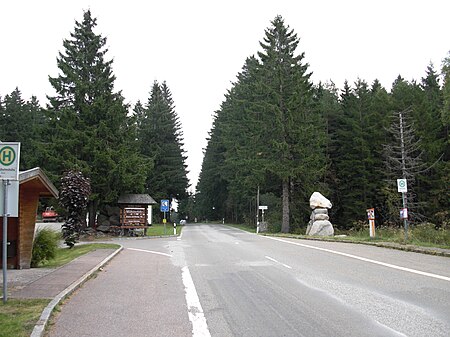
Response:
[263, 236, 450, 282]
[182, 266, 212, 337]
[127, 248, 172, 257]
[265, 255, 292, 269]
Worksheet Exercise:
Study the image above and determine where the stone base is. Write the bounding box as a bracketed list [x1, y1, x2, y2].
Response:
[308, 220, 334, 236]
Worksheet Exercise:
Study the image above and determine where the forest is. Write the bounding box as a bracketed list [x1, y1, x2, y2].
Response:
[0, 12, 448, 233]
[0, 10, 188, 225]
[195, 16, 449, 232]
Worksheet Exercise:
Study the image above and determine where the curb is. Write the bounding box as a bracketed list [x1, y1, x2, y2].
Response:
[30, 245, 123, 337]
[262, 234, 450, 257]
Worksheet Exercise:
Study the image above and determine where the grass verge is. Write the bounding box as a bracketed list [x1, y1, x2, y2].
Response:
[146, 224, 182, 236]
[226, 223, 256, 233]
[0, 298, 50, 337]
[39, 243, 120, 268]
[227, 222, 449, 250]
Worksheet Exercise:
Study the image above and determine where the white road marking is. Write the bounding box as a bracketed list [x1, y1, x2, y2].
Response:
[182, 266, 211, 337]
[127, 248, 172, 257]
[265, 255, 292, 269]
[264, 236, 450, 282]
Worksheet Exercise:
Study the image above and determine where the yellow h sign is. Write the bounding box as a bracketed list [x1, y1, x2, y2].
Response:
[0, 142, 20, 180]
[0, 146, 15, 166]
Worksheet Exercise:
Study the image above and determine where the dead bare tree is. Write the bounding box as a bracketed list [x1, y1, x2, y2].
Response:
[383, 109, 429, 225]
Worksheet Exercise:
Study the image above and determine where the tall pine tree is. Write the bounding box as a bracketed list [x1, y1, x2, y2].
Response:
[43, 10, 149, 226]
[136, 81, 189, 207]
[0, 88, 44, 170]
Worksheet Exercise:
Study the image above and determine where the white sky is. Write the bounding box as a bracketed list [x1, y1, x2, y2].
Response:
[1, 0, 449, 191]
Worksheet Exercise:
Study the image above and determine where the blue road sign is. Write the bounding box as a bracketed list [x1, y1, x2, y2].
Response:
[160, 199, 170, 212]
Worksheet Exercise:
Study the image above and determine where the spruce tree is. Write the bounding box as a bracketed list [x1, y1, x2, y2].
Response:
[0, 88, 44, 170]
[255, 16, 326, 232]
[44, 10, 149, 225]
[415, 64, 446, 219]
[198, 17, 326, 231]
[137, 81, 189, 206]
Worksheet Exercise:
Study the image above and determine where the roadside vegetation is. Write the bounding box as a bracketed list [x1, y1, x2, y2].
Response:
[31, 228, 60, 267]
[146, 223, 182, 236]
[226, 223, 450, 249]
[31, 229, 120, 268]
[0, 299, 49, 337]
[38, 243, 120, 268]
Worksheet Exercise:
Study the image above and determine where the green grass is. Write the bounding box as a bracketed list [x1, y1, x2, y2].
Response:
[229, 222, 449, 249]
[225, 223, 256, 233]
[146, 223, 182, 236]
[39, 243, 120, 268]
[271, 225, 450, 249]
[0, 298, 50, 337]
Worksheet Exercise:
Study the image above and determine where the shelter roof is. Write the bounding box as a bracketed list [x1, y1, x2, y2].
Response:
[118, 194, 157, 205]
[19, 167, 58, 198]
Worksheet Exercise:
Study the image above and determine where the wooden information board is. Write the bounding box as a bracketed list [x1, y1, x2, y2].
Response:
[120, 207, 146, 225]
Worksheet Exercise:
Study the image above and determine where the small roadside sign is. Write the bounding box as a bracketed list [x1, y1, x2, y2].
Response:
[397, 179, 407, 193]
[160, 199, 170, 212]
[0, 142, 20, 180]
[259, 206, 268, 210]
[400, 208, 408, 219]
[366, 208, 375, 220]
[366, 208, 375, 238]
[0, 181, 19, 217]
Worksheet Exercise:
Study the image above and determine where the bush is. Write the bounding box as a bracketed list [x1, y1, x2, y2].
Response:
[31, 228, 60, 267]
[410, 223, 450, 246]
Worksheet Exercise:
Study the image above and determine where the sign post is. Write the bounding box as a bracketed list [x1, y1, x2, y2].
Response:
[1, 142, 20, 303]
[160, 199, 169, 235]
[366, 208, 375, 238]
[397, 179, 409, 241]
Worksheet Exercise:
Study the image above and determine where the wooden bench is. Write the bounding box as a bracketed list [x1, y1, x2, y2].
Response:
[110, 225, 150, 237]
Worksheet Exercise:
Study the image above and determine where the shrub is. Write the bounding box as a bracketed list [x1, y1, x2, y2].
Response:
[31, 228, 60, 267]
[410, 223, 450, 246]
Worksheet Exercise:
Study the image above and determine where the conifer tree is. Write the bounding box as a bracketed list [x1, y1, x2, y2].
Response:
[0, 88, 44, 169]
[255, 16, 326, 232]
[43, 10, 149, 226]
[137, 81, 188, 206]
[198, 17, 326, 231]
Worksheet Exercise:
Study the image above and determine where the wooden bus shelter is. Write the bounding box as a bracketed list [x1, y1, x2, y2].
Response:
[0, 167, 58, 269]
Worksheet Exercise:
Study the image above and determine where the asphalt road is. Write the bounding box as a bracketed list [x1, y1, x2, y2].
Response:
[48, 224, 450, 337]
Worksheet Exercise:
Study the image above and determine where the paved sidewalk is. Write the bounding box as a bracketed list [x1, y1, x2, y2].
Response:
[6, 249, 117, 299]
[1, 247, 123, 337]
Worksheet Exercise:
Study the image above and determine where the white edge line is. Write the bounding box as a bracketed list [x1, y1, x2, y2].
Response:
[182, 266, 211, 337]
[265, 255, 278, 263]
[263, 236, 450, 282]
[282, 263, 292, 269]
[127, 247, 172, 257]
[265, 255, 292, 269]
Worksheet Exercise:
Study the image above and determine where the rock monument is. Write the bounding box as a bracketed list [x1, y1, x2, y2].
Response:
[306, 192, 334, 236]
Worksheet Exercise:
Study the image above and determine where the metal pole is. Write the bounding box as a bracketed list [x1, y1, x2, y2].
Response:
[256, 185, 260, 233]
[399, 111, 409, 242]
[2, 179, 9, 303]
[402, 192, 408, 241]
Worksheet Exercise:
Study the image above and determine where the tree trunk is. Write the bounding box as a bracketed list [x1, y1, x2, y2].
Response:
[88, 200, 97, 228]
[281, 179, 290, 233]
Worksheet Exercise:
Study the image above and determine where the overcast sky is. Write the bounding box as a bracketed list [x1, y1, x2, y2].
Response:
[1, 0, 449, 191]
